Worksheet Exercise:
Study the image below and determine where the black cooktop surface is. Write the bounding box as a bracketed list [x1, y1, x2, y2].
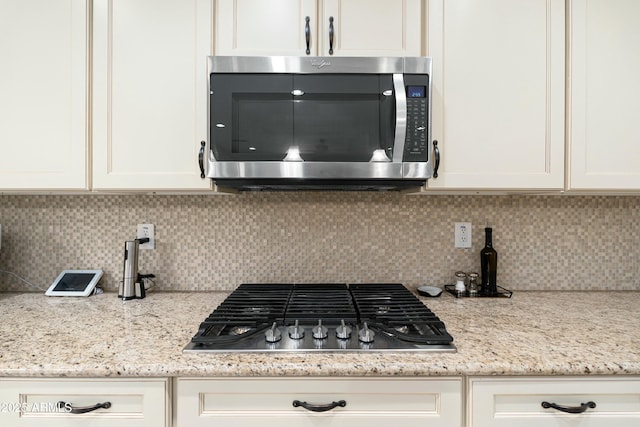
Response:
[185, 283, 455, 353]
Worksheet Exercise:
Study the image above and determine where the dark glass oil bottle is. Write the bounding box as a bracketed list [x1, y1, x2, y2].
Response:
[480, 227, 498, 296]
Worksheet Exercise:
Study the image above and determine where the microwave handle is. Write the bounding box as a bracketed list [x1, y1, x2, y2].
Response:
[392, 74, 407, 163]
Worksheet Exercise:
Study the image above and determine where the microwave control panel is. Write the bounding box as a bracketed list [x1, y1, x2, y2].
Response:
[403, 75, 429, 162]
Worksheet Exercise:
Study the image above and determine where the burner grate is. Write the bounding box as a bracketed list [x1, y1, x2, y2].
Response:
[285, 284, 357, 325]
[190, 284, 293, 344]
[187, 282, 455, 350]
[349, 283, 453, 344]
[201, 283, 292, 323]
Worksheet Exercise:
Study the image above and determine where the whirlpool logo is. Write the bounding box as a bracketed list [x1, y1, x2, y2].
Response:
[310, 59, 332, 69]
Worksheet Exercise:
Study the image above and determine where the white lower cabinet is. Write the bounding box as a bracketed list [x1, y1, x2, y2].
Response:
[175, 377, 463, 427]
[0, 378, 170, 427]
[468, 376, 640, 427]
[5, 375, 639, 426]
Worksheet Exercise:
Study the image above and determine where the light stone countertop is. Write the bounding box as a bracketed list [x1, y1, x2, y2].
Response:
[0, 290, 639, 378]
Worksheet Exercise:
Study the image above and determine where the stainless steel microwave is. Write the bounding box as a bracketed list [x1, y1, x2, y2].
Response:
[200, 56, 436, 191]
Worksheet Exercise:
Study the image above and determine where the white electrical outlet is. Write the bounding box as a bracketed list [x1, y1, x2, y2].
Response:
[136, 224, 155, 250]
[454, 222, 472, 248]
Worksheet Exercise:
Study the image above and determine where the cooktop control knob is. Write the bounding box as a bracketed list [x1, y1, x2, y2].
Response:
[336, 320, 352, 340]
[288, 320, 304, 340]
[264, 322, 282, 343]
[312, 319, 328, 340]
[358, 322, 375, 343]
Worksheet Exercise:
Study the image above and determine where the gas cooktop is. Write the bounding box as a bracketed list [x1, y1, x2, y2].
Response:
[184, 283, 455, 353]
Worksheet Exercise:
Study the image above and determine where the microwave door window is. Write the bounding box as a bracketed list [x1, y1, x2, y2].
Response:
[210, 74, 294, 161]
[232, 93, 294, 159]
[292, 74, 395, 162]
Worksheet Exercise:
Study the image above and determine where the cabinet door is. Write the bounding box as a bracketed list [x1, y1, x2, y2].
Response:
[215, 0, 423, 57]
[568, 0, 640, 191]
[319, 0, 423, 56]
[469, 376, 640, 427]
[426, 0, 565, 191]
[215, 0, 317, 56]
[0, 0, 88, 191]
[92, 0, 212, 191]
[0, 378, 170, 427]
[176, 377, 463, 427]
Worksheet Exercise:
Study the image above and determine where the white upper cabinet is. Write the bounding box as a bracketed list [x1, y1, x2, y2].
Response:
[567, 0, 640, 191]
[215, 0, 317, 56]
[214, 0, 423, 57]
[92, 0, 213, 191]
[317, 0, 423, 57]
[0, 0, 89, 191]
[425, 0, 565, 191]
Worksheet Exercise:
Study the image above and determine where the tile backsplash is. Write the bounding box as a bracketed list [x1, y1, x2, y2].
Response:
[0, 193, 638, 292]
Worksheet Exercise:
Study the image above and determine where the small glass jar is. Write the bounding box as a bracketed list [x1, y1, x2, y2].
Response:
[467, 272, 479, 297]
[454, 271, 467, 296]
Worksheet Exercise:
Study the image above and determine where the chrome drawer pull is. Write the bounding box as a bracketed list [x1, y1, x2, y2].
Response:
[541, 401, 596, 414]
[57, 400, 112, 414]
[293, 399, 346, 412]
